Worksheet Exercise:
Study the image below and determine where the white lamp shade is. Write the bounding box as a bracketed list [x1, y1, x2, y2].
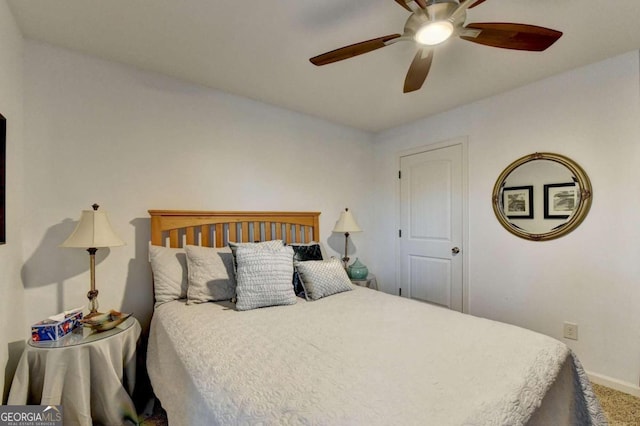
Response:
[332, 209, 362, 233]
[60, 209, 125, 248]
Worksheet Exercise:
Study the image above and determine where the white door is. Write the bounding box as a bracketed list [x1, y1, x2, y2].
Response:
[399, 143, 464, 311]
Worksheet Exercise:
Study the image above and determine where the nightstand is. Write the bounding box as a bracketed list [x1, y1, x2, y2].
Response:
[351, 273, 378, 290]
[8, 316, 141, 426]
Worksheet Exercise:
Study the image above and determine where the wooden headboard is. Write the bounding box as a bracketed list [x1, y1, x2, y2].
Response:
[149, 210, 321, 248]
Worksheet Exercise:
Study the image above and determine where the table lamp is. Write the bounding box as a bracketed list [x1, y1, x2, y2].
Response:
[60, 204, 124, 316]
[332, 208, 362, 268]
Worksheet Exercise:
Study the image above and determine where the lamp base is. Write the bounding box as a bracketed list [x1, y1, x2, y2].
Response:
[342, 232, 351, 269]
[87, 289, 99, 315]
[341, 256, 350, 269]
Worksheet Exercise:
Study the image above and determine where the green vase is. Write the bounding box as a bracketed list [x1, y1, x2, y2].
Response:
[348, 258, 368, 280]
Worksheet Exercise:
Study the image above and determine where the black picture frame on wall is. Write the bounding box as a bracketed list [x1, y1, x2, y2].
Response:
[503, 185, 534, 219]
[544, 182, 577, 219]
[0, 113, 5, 244]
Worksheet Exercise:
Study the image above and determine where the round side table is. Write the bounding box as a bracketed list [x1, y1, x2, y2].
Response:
[351, 273, 378, 290]
[8, 316, 141, 426]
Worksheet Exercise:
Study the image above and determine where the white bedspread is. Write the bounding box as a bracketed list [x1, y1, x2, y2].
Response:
[147, 286, 606, 425]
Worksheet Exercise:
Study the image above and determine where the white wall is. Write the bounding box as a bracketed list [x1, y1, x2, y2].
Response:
[373, 51, 640, 391]
[0, 0, 25, 403]
[11, 19, 640, 397]
[20, 41, 375, 332]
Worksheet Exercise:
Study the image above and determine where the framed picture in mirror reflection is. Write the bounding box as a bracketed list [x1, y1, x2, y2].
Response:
[544, 182, 577, 219]
[503, 185, 533, 219]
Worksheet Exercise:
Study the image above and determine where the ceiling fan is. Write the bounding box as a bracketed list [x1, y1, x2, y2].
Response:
[309, 0, 562, 93]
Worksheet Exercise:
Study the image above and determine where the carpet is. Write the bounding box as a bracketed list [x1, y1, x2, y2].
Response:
[139, 384, 640, 425]
[593, 383, 640, 425]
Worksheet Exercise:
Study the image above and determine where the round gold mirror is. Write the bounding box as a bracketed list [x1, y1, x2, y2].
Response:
[492, 152, 592, 241]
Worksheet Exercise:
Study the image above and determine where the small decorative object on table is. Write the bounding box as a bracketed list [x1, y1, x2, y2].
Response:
[82, 309, 132, 332]
[31, 308, 83, 341]
[348, 258, 368, 279]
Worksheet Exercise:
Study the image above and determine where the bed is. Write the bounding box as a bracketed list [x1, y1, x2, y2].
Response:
[146, 210, 606, 425]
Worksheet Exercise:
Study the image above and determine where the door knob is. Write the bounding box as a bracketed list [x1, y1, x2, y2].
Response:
[451, 247, 460, 255]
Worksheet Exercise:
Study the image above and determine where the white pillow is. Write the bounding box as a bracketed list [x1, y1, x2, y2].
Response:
[149, 244, 188, 306]
[185, 245, 236, 304]
[235, 245, 296, 311]
[228, 240, 283, 268]
[295, 258, 353, 300]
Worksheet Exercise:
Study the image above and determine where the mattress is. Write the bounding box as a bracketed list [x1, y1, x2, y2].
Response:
[147, 286, 606, 425]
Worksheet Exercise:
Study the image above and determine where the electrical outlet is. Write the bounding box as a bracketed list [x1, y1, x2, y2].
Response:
[563, 322, 578, 340]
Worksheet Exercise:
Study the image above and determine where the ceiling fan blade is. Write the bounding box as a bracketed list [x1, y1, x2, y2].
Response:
[404, 48, 434, 93]
[460, 23, 562, 51]
[414, 0, 428, 8]
[310, 34, 402, 66]
[394, 0, 412, 12]
[469, 0, 488, 8]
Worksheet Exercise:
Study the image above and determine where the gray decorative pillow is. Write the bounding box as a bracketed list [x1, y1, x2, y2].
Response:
[295, 258, 353, 300]
[228, 240, 284, 271]
[235, 245, 296, 311]
[185, 245, 236, 304]
[149, 243, 188, 306]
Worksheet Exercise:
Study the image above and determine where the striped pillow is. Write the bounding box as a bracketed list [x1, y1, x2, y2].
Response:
[235, 245, 296, 311]
[228, 240, 284, 272]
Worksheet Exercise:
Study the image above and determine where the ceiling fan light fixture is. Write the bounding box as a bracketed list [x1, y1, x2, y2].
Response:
[310, 0, 564, 94]
[415, 21, 454, 45]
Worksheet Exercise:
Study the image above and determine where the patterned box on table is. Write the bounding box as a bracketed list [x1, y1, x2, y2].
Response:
[31, 309, 83, 341]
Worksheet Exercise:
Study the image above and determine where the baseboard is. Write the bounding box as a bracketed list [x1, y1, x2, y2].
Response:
[587, 371, 640, 397]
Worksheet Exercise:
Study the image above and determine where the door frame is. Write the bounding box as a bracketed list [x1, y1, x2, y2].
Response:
[395, 136, 469, 313]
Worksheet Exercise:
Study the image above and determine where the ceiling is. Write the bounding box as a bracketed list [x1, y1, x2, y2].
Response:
[8, 0, 640, 133]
